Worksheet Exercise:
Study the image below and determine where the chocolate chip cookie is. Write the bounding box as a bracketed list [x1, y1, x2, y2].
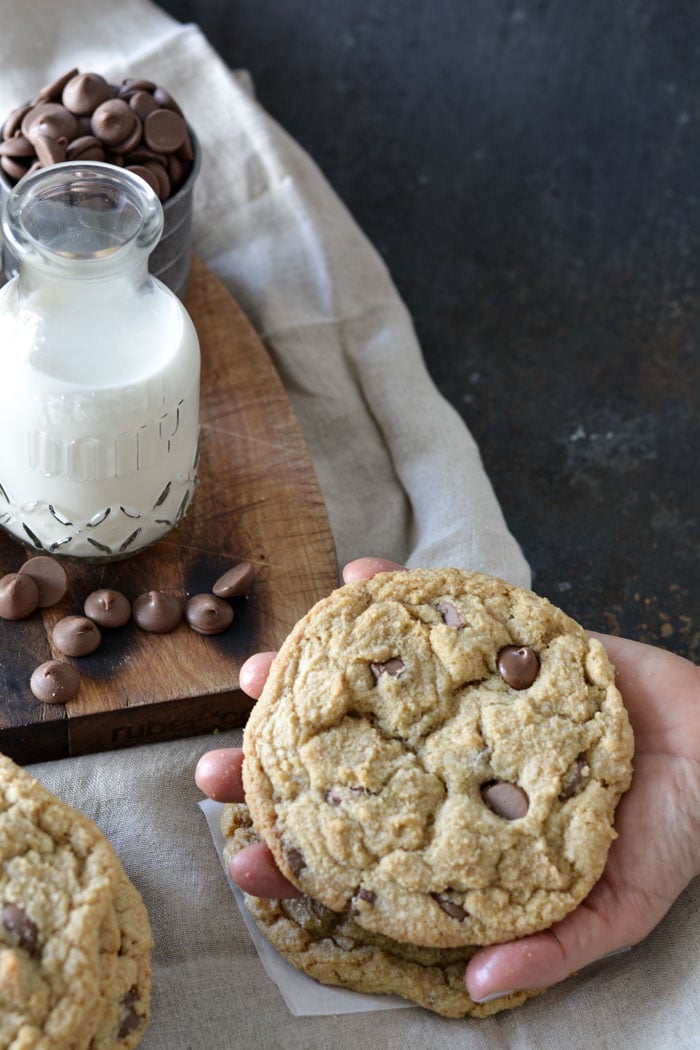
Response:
[0, 754, 152, 1049]
[222, 801, 542, 1017]
[243, 568, 634, 949]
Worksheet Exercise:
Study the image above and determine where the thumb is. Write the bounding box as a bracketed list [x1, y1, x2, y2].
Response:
[465, 878, 644, 1001]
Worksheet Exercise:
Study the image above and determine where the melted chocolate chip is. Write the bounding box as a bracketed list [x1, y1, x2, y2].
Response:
[497, 645, 540, 689]
[283, 847, 305, 877]
[431, 893, 468, 920]
[437, 601, 464, 627]
[350, 887, 377, 915]
[117, 986, 142, 1038]
[2, 902, 39, 956]
[370, 658, 405, 681]
[481, 780, 530, 820]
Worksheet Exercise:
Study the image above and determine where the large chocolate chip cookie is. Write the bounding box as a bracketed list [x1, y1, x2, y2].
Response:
[243, 569, 634, 949]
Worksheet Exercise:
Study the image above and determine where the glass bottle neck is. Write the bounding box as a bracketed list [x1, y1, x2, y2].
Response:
[2, 161, 163, 293]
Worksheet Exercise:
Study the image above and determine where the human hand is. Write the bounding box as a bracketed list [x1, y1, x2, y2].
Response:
[465, 631, 700, 1000]
[195, 562, 700, 1001]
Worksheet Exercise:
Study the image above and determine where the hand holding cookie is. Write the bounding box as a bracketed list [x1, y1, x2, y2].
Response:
[195, 558, 700, 1011]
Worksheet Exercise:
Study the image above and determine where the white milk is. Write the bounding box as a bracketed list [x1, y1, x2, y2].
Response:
[0, 273, 200, 559]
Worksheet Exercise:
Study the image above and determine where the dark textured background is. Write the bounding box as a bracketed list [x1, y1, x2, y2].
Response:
[159, 0, 699, 660]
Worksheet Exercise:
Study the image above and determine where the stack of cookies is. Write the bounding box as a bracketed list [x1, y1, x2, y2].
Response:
[0, 754, 152, 1048]
[222, 568, 634, 1018]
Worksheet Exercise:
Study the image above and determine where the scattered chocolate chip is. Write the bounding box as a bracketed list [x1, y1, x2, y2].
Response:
[117, 986, 142, 1039]
[18, 556, 68, 607]
[2, 902, 39, 956]
[481, 780, 530, 820]
[52, 615, 101, 657]
[30, 660, 80, 703]
[431, 893, 468, 920]
[185, 594, 234, 635]
[370, 658, 405, 680]
[212, 561, 255, 599]
[497, 645, 540, 689]
[283, 846, 306, 877]
[559, 755, 589, 801]
[83, 588, 131, 628]
[0, 573, 39, 620]
[437, 600, 464, 627]
[132, 590, 183, 633]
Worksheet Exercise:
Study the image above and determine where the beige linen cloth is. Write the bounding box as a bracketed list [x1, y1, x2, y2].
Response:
[1, 3, 698, 1048]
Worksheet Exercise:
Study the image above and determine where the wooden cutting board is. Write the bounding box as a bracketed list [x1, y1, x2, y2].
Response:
[0, 257, 338, 765]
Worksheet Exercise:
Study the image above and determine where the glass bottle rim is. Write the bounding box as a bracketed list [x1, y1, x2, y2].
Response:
[1, 161, 164, 277]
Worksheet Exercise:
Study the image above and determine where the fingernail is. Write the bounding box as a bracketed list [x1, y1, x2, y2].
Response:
[471, 988, 518, 1003]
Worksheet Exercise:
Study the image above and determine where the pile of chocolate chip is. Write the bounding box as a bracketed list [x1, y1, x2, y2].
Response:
[0, 68, 194, 201]
[0, 557, 255, 704]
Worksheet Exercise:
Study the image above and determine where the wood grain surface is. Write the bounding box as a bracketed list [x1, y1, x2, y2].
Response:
[0, 257, 338, 764]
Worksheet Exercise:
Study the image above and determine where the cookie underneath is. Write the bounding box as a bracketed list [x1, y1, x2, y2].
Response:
[243, 568, 634, 949]
[222, 802, 542, 1018]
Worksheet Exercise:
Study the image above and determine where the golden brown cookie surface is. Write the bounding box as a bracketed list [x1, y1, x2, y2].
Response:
[243, 569, 634, 948]
[0, 754, 153, 1050]
[222, 802, 540, 1018]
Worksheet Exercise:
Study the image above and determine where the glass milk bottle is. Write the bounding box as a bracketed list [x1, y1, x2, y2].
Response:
[0, 162, 200, 560]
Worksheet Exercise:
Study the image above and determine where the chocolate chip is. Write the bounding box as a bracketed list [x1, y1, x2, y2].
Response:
[31, 132, 67, 167]
[90, 98, 137, 147]
[0, 155, 29, 179]
[52, 615, 101, 657]
[370, 658, 405, 680]
[3, 104, 33, 139]
[65, 135, 105, 162]
[30, 660, 80, 703]
[185, 594, 234, 635]
[129, 90, 159, 121]
[2, 69, 194, 200]
[144, 108, 186, 153]
[125, 164, 160, 196]
[18, 556, 68, 607]
[497, 645, 540, 689]
[437, 600, 464, 627]
[62, 73, 112, 116]
[117, 986, 142, 1039]
[559, 755, 589, 801]
[283, 846, 306, 877]
[481, 781, 530, 820]
[431, 893, 468, 920]
[132, 590, 183, 633]
[83, 588, 131, 628]
[22, 102, 79, 142]
[212, 562, 255, 599]
[350, 887, 377, 914]
[2, 902, 39, 956]
[0, 573, 39, 620]
[34, 68, 79, 104]
[0, 135, 35, 157]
